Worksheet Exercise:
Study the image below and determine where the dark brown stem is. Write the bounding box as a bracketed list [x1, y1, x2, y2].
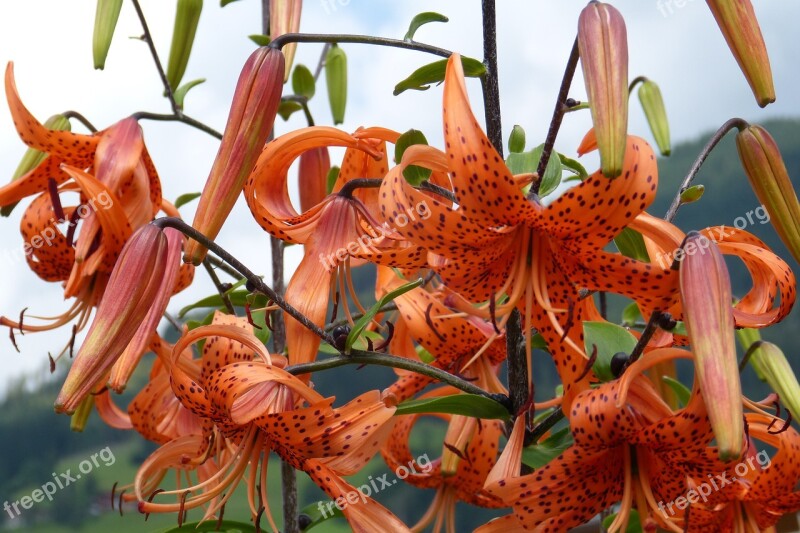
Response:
[130, 0, 179, 113]
[525, 409, 565, 446]
[480, 0, 503, 155]
[506, 309, 528, 415]
[664, 118, 749, 222]
[133, 111, 223, 140]
[530, 37, 580, 198]
[269, 33, 452, 59]
[61, 111, 98, 133]
[202, 259, 235, 314]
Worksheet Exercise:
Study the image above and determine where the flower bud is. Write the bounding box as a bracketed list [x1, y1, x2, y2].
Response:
[740, 336, 800, 419]
[2, 114, 71, 217]
[184, 46, 284, 264]
[578, 2, 628, 177]
[736, 124, 800, 265]
[680, 233, 743, 461]
[706, 0, 775, 107]
[270, 0, 302, 81]
[298, 146, 330, 212]
[166, 0, 204, 92]
[325, 44, 347, 125]
[637, 79, 670, 156]
[92, 0, 124, 70]
[55, 225, 170, 414]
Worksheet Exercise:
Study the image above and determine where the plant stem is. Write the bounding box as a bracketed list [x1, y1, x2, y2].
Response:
[202, 259, 235, 314]
[281, 95, 315, 126]
[133, 111, 223, 140]
[131, 0, 179, 113]
[269, 33, 453, 59]
[152, 217, 336, 346]
[664, 118, 749, 222]
[61, 111, 98, 133]
[287, 351, 505, 403]
[525, 408, 565, 446]
[314, 43, 332, 80]
[480, 0, 503, 155]
[531, 37, 580, 198]
[506, 309, 528, 415]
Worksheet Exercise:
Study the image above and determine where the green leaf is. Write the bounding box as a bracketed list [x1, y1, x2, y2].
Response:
[662, 376, 691, 408]
[326, 166, 340, 194]
[278, 99, 303, 121]
[529, 332, 550, 352]
[299, 500, 344, 530]
[621, 302, 643, 327]
[614, 227, 650, 262]
[345, 279, 423, 353]
[395, 129, 431, 185]
[505, 144, 562, 197]
[416, 345, 435, 364]
[521, 427, 573, 469]
[558, 152, 589, 180]
[584, 321, 638, 382]
[602, 509, 642, 533]
[178, 290, 266, 318]
[248, 34, 270, 46]
[508, 124, 526, 153]
[291, 64, 315, 100]
[404, 12, 449, 41]
[162, 519, 257, 532]
[680, 184, 705, 204]
[174, 192, 201, 209]
[395, 393, 510, 420]
[394, 56, 485, 96]
[173, 78, 206, 109]
[220, 0, 243, 6]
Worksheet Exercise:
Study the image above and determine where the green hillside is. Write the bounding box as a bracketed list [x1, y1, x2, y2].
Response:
[2, 118, 800, 532]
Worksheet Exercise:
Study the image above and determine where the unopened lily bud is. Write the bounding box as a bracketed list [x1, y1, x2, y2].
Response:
[270, 0, 302, 81]
[706, 0, 775, 107]
[299, 146, 330, 212]
[680, 233, 743, 461]
[578, 2, 628, 177]
[166, 0, 204, 92]
[92, 0, 124, 70]
[2, 114, 71, 217]
[736, 124, 800, 264]
[743, 338, 800, 419]
[637, 79, 670, 156]
[184, 46, 284, 264]
[55, 225, 170, 414]
[325, 44, 347, 125]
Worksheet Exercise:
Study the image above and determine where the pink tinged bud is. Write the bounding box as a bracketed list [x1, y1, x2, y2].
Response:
[107, 228, 185, 393]
[706, 0, 775, 107]
[298, 146, 331, 212]
[679, 233, 743, 461]
[270, 0, 302, 81]
[578, 2, 628, 177]
[185, 46, 284, 265]
[736, 125, 800, 265]
[55, 225, 169, 414]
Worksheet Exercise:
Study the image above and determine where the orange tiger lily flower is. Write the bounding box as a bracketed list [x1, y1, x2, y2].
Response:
[135, 313, 410, 532]
[480, 348, 740, 532]
[683, 413, 800, 531]
[379, 54, 679, 408]
[244, 126, 426, 367]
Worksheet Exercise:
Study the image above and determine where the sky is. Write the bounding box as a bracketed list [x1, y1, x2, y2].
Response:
[0, 0, 797, 393]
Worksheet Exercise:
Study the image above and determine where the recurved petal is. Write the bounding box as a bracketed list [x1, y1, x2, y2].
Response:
[442, 54, 536, 227]
[5, 63, 98, 163]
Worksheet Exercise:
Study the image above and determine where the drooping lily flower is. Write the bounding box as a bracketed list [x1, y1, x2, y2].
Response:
[135, 315, 411, 531]
[244, 127, 427, 367]
[480, 348, 736, 532]
[380, 54, 679, 409]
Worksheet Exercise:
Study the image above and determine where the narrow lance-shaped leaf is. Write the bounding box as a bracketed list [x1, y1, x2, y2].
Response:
[394, 56, 485, 96]
[173, 78, 206, 109]
[2, 114, 71, 217]
[325, 44, 347, 125]
[680, 233, 743, 461]
[583, 321, 638, 382]
[291, 64, 315, 100]
[395, 393, 510, 421]
[395, 129, 431, 186]
[166, 0, 204, 92]
[92, 0, 123, 69]
[404, 12, 449, 41]
[345, 278, 423, 353]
